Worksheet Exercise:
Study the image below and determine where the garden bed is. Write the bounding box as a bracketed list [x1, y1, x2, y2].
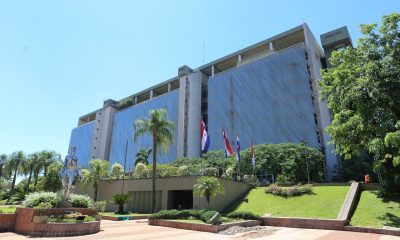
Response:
[14, 207, 100, 237]
[148, 219, 261, 233]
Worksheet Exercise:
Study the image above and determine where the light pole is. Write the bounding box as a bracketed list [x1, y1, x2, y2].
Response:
[304, 149, 310, 184]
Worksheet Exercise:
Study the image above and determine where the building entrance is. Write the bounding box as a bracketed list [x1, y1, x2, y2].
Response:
[168, 190, 193, 210]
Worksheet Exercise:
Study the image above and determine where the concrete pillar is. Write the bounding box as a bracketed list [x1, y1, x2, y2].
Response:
[211, 65, 215, 77]
[90, 101, 117, 161]
[237, 55, 242, 65]
[150, 90, 153, 99]
[168, 83, 171, 92]
[134, 97, 137, 104]
[269, 42, 274, 51]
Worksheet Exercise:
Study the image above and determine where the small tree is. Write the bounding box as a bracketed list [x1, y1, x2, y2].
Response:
[111, 163, 124, 179]
[134, 163, 147, 178]
[112, 194, 130, 214]
[42, 162, 63, 192]
[82, 159, 110, 202]
[193, 176, 225, 209]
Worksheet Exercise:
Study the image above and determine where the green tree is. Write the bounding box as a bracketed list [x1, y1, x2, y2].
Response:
[6, 151, 26, 201]
[0, 154, 7, 179]
[320, 13, 400, 195]
[42, 162, 63, 192]
[193, 176, 225, 208]
[111, 162, 124, 179]
[22, 153, 38, 192]
[82, 159, 110, 201]
[135, 148, 152, 166]
[134, 108, 174, 212]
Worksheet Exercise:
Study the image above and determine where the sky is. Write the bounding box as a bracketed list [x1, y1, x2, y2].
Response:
[0, 0, 399, 157]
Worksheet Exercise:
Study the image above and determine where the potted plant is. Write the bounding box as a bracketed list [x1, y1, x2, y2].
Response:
[33, 202, 52, 223]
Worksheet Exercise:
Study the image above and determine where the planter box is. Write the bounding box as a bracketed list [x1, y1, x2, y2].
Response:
[33, 215, 48, 224]
[15, 207, 100, 236]
[0, 213, 16, 232]
[148, 219, 261, 233]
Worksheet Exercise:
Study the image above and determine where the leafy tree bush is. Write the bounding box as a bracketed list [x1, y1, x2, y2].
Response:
[111, 163, 124, 179]
[81, 159, 110, 201]
[23, 192, 61, 208]
[42, 162, 63, 192]
[34, 202, 52, 216]
[319, 13, 400, 195]
[265, 184, 313, 197]
[93, 201, 107, 212]
[69, 194, 94, 208]
[227, 211, 260, 220]
[134, 163, 147, 178]
[148, 209, 220, 224]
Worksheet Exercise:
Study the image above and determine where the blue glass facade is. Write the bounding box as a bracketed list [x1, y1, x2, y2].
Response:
[68, 122, 95, 166]
[108, 90, 179, 171]
[207, 44, 320, 151]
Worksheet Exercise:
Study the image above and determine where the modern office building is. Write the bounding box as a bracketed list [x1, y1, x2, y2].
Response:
[68, 24, 352, 179]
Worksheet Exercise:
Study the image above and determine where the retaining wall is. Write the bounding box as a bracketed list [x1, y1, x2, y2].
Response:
[0, 214, 16, 232]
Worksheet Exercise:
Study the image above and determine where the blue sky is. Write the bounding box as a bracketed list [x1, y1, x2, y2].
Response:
[0, 1, 398, 157]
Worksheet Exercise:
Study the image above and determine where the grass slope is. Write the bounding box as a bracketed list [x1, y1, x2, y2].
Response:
[351, 190, 400, 228]
[234, 186, 349, 219]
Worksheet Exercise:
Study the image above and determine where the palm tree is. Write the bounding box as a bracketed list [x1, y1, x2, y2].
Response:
[22, 153, 38, 192]
[0, 154, 7, 179]
[7, 151, 26, 201]
[193, 176, 225, 209]
[82, 159, 110, 202]
[134, 108, 174, 212]
[32, 150, 59, 191]
[135, 148, 152, 166]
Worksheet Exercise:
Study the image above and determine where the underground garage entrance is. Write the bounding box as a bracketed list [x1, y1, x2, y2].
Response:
[168, 190, 193, 210]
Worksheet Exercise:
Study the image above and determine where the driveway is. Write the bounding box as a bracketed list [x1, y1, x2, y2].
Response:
[0, 220, 399, 240]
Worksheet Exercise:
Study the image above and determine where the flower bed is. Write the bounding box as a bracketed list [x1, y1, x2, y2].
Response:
[14, 207, 100, 237]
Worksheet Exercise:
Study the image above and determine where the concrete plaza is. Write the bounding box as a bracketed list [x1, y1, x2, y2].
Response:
[1, 220, 399, 240]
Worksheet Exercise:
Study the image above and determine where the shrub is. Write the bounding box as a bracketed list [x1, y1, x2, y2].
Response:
[94, 201, 107, 212]
[69, 194, 94, 208]
[204, 167, 218, 176]
[265, 184, 313, 197]
[227, 211, 260, 220]
[149, 209, 220, 224]
[112, 194, 130, 214]
[177, 165, 188, 176]
[34, 202, 52, 216]
[23, 192, 61, 208]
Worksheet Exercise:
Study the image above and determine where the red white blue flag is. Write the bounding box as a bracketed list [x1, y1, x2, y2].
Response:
[222, 129, 234, 157]
[251, 140, 255, 167]
[236, 136, 241, 163]
[201, 119, 210, 152]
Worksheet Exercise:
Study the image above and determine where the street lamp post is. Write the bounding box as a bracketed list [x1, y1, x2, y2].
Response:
[304, 149, 310, 184]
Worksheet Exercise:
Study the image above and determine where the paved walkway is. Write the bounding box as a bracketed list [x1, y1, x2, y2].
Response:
[1, 220, 399, 240]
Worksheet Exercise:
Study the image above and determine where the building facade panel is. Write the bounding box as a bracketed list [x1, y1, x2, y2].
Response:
[68, 122, 95, 166]
[108, 90, 179, 171]
[207, 44, 320, 151]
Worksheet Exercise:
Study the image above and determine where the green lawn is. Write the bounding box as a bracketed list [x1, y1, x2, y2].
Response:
[0, 206, 16, 213]
[234, 186, 349, 219]
[351, 190, 400, 228]
[99, 212, 149, 217]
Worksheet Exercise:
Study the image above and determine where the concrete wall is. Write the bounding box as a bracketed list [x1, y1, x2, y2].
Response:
[207, 44, 320, 151]
[68, 122, 95, 166]
[89, 176, 250, 213]
[303, 24, 339, 179]
[108, 90, 179, 171]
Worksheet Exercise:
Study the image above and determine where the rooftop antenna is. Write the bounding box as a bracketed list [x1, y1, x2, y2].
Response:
[202, 40, 205, 64]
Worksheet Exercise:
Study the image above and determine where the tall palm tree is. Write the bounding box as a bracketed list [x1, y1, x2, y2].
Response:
[32, 150, 59, 191]
[193, 176, 225, 209]
[7, 151, 26, 201]
[22, 153, 38, 192]
[0, 154, 7, 179]
[134, 108, 174, 212]
[135, 148, 152, 166]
